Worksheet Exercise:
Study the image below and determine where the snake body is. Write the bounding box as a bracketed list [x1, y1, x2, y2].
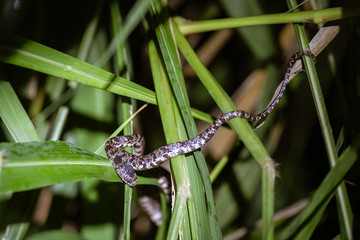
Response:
[105, 51, 315, 186]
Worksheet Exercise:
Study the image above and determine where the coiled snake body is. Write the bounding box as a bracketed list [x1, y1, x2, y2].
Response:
[105, 51, 315, 186]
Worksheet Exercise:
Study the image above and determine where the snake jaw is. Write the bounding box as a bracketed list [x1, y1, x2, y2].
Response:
[115, 163, 138, 187]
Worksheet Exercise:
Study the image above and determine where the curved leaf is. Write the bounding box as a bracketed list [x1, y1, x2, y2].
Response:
[0, 28, 156, 105]
[0, 141, 120, 193]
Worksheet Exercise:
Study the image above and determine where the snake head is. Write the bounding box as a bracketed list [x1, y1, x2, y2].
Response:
[115, 163, 138, 187]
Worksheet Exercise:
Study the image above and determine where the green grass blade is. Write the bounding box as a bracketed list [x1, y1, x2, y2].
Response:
[0, 79, 41, 240]
[166, 191, 188, 240]
[110, 2, 135, 238]
[219, 0, 276, 61]
[276, 137, 360, 240]
[0, 141, 157, 194]
[173, 22, 269, 162]
[123, 184, 132, 240]
[94, 103, 148, 156]
[0, 141, 114, 193]
[150, 3, 194, 132]
[3, 141, 159, 192]
[0, 28, 214, 126]
[287, 1, 354, 238]
[48, 106, 69, 141]
[0, 196, 36, 240]
[149, 2, 220, 238]
[0, 28, 157, 105]
[1, 224, 29, 240]
[210, 155, 229, 183]
[155, 190, 170, 240]
[95, 0, 152, 67]
[178, 7, 360, 35]
[151, 11, 222, 237]
[147, 30, 191, 238]
[294, 196, 331, 240]
[77, 0, 104, 62]
[173, 22, 275, 239]
[0, 81, 40, 142]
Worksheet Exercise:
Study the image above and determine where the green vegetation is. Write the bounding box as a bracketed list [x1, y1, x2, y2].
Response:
[1, 0, 359, 239]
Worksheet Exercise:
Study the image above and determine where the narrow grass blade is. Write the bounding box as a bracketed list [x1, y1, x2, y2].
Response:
[173, 22, 275, 239]
[276, 137, 360, 240]
[147, 32, 192, 238]
[48, 106, 69, 141]
[173, 21, 269, 162]
[0, 81, 40, 142]
[0, 79, 41, 240]
[95, 0, 152, 67]
[0, 28, 157, 105]
[293, 196, 331, 240]
[110, 2, 135, 239]
[0, 29, 214, 126]
[166, 191, 188, 240]
[210, 155, 229, 183]
[0, 141, 158, 194]
[0, 141, 113, 193]
[286, 1, 354, 238]
[77, 0, 104, 62]
[94, 103, 148, 156]
[219, 0, 276, 61]
[178, 7, 360, 35]
[149, 2, 219, 238]
[123, 183, 132, 240]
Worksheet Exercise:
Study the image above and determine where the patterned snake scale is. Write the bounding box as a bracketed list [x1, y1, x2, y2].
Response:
[105, 51, 316, 187]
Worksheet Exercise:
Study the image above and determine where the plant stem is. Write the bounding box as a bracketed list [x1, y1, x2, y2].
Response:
[286, 0, 353, 239]
[178, 7, 360, 35]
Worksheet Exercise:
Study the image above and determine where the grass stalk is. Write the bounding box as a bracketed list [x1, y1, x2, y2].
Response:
[178, 7, 360, 35]
[284, 1, 353, 239]
[173, 22, 275, 239]
[147, 34, 192, 238]
[95, 0, 152, 67]
[0, 81, 40, 142]
[149, 1, 218, 238]
[48, 106, 69, 141]
[262, 158, 276, 240]
[1, 1, 357, 239]
[0, 80, 41, 240]
[110, 2, 135, 238]
[276, 137, 360, 239]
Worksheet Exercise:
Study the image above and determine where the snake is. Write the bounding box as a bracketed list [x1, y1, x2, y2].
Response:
[105, 51, 316, 187]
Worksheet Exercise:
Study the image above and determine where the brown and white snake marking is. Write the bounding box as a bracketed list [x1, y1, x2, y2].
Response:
[105, 51, 316, 187]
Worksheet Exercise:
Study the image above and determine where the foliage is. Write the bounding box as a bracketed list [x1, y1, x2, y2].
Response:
[0, 0, 359, 239]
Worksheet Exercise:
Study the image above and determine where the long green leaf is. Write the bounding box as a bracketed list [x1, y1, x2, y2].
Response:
[276, 137, 360, 240]
[294, 196, 331, 240]
[149, 2, 217, 239]
[0, 141, 159, 194]
[147, 35, 190, 239]
[286, 1, 354, 239]
[0, 29, 216, 126]
[0, 81, 40, 142]
[173, 21, 275, 239]
[0, 141, 112, 193]
[110, 2, 134, 239]
[178, 7, 360, 35]
[0, 28, 156, 105]
[95, 0, 152, 67]
[0, 79, 41, 240]
[152, 9, 222, 238]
